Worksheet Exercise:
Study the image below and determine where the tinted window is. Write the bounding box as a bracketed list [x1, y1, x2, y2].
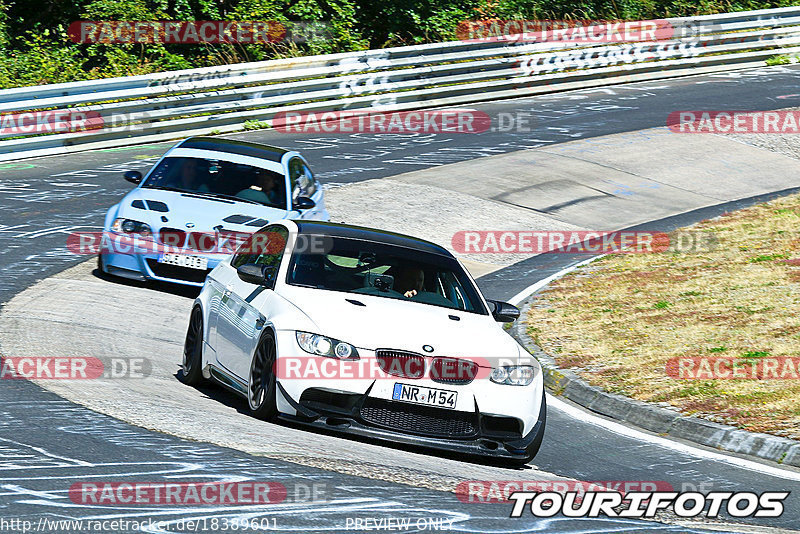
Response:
[143, 156, 287, 209]
[287, 236, 487, 314]
[231, 226, 289, 270]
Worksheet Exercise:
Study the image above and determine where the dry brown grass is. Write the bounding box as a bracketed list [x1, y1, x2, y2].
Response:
[527, 194, 800, 441]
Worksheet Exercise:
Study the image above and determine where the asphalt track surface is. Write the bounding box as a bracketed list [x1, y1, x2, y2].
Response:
[2, 65, 800, 532]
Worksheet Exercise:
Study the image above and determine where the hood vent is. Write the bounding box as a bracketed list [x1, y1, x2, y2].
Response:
[223, 214, 252, 224]
[130, 199, 169, 213]
[146, 200, 169, 212]
[222, 215, 269, 227]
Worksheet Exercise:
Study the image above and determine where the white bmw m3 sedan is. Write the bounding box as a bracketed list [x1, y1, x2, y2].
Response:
[183, 220, 546, 464]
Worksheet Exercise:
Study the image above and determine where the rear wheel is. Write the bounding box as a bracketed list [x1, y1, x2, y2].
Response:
[248, 331, 277, 420]
[181, 307, 206, 385]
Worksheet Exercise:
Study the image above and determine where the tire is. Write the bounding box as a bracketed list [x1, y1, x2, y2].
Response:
[181, 306, 206, 385]
[97, 253, 107, 274]
[508, 391, 547, 466]
[248, 331, 278, 421]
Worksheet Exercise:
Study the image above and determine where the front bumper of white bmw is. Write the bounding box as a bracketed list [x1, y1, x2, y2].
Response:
[272, 330, 545, 459]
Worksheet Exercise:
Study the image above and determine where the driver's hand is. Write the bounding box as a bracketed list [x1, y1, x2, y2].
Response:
[404, 289, 417, 298]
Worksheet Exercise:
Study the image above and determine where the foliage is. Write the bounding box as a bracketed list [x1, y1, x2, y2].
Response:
[0, 0, 794, 89]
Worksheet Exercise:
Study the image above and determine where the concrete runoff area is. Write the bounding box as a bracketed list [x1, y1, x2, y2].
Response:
[389, 127, 800, 228]
[324, 178, 584, 275]
[2, 126, 800, 491]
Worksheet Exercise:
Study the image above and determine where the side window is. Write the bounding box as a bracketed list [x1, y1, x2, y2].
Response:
[231, 225, 289, 270]
[288, 157, 317, 199]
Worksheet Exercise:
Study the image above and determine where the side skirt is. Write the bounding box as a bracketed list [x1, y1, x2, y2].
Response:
[206, 364, 248, 397]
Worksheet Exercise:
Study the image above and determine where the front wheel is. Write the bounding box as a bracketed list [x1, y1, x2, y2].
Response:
[181, 306, 206, 385]
[248, 331, 277, 421]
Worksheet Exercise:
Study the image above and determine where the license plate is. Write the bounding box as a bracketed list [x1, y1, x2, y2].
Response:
[158, 253, 208, 270]
[392, 383, 457, 409]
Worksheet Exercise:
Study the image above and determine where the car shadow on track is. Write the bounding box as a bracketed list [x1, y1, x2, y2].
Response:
[173, 371, 253, 417]
[93, 268, 201, 299]
[176, 372, 536, 471]
[278, 418, 537, 470]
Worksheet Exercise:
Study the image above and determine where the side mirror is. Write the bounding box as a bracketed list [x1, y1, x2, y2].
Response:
[124, 170, 143, 185]
[237, 263, 277, 288]
[292, 196, 315, 211]
[488, 299, 520, 323]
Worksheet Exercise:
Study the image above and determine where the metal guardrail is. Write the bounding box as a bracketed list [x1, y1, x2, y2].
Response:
[1, 6, 799, 161]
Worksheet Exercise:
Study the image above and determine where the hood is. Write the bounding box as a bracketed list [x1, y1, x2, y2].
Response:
[118, 188, 287, 235]
[278, 285, 521, 365]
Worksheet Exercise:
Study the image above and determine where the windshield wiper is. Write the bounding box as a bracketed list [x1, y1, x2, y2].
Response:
[202, 192, 263, 205]
[144, 185, 191, 193]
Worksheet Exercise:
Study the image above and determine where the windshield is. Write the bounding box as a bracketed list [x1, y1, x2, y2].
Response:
[142, 156, 287, 209]
[287, 236, 487, 314]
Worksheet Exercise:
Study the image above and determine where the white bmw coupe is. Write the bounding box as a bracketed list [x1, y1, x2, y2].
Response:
[183, 220, 546, 464]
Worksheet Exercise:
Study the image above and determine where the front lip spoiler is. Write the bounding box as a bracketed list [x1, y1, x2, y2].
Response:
[275, 383, 543, 460]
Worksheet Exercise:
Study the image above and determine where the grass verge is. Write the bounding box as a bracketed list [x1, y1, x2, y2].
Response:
[526, 193, 800, 440]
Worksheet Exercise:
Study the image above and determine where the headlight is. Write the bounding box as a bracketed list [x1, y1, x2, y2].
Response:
[490, 365, 536, 386]
[112, 218, 152, 237]
[295, 331, 359, 360]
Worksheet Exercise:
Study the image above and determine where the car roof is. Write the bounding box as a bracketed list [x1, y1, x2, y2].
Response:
[178, 137, 289, 163]
[292, 221, 453, 258]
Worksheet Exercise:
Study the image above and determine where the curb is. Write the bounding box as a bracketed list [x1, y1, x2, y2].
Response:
[509, 292, 800, 469]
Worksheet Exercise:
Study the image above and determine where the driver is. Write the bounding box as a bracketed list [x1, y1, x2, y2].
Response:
[396, 266, 424, 298]
[236, 169, 281, 206]
[175, 158, 210, 192]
